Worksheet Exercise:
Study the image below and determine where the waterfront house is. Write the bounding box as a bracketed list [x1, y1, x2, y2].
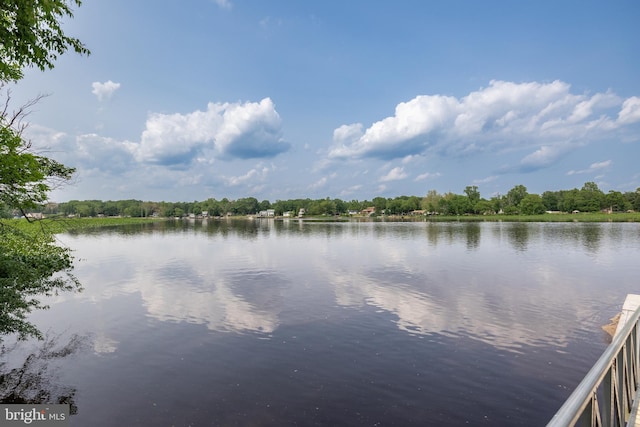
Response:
[361, 207, 376, 216]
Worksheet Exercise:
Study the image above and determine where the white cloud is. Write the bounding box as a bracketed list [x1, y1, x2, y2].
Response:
[225, 169, 258, 186]
[617, 97, 640, 125]
[472, 175, 498, 184]
[402, 154, 422, 164]
[518, 145, 567, 171]
[414, 172, 441, 181]
[132, 98, 289, 165]
[309, 177, 328, 190]
[224, 164, 274, 187]
[308, 173, 337, 190]
[589, 160, 612, 170]
[91, 80, 121, 101]
[328, 80, 635, 169]
[339, 185, 363, 197]
[75, 133, 137, 173]
[567, 160, 612, 176]
[379, 167, 408, 182]
[28, 98, 291, 199]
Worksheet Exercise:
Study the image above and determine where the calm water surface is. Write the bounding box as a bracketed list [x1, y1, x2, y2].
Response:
[4, 220, 640, 426]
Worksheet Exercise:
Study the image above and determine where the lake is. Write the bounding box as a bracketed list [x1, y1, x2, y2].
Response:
[3, 220, 639, 426]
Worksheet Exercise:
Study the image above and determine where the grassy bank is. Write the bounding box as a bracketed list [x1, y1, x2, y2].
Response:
[403, 212, 640, 222]
[4, 212, 640, 235]
[4, 216, 164, 233]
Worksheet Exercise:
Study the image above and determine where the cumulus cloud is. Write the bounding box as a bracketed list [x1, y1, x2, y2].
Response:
[567, 160, 612, 176]
[92, 80, 121, 101]
[132, 98, 289, 165]
[328, 80, 637, 167]
[26, 126, 136, 174]
[27, 97, 292, 200]
[75, 133, 137, 173]
[379, 167, 408, 182]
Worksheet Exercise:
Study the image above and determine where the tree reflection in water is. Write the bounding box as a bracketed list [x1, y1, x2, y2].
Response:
[0, 333, 84, 414]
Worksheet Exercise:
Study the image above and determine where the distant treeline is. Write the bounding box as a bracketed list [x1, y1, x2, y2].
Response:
[6, 181, 640, 218]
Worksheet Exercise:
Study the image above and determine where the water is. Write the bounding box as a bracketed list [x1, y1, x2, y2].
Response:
[3, 220, 639, 426]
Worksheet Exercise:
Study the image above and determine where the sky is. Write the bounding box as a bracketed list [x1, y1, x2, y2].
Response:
[9, 0, 640, 202]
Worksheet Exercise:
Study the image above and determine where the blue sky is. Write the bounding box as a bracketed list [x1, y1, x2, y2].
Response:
[11, 0, 640, 202]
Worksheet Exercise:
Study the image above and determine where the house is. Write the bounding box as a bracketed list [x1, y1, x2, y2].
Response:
[361, 207, 376, 216]
[283, 211, 292, 217]
[298, 208, 306, 217]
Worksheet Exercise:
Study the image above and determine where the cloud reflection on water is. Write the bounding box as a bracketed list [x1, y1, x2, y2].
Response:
[52, 221, 639, 353]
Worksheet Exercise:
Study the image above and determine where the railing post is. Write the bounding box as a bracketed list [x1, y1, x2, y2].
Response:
[602, 367, 614, 427]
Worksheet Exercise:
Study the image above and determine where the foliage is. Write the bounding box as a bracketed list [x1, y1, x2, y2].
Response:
[464, 185, 480, 212]
[519, 194, 546, 215]
[421, 189, 441, 213]
[0, 121, 79, 340]
[0, 124, 75, 215]
[506, 184, 528, 209]
[30, 181, 640, 220]
[0, 0, 90, 81]
[0, 224, 80, 339]
[0, 0, 88, 340]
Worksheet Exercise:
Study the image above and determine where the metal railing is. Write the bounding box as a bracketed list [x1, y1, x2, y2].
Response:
[547, 305, 640, 427]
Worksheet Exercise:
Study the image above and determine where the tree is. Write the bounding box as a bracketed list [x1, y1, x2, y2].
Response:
[0, 102, 80, 339]
[506, 185, 528, 208]
[0, 117, 75, 217]
[558, 189, 580, 212]
[372, 197, 387, 213]
[421, 190, 441, 213]
[438, 193, 471, 215]
[490, 194, 504, 214]
[332, 198, 346, 215]
[475, 199, 494, 215]
[578, 181, 604, 212]
[519, 194, 546, 215]
[464, 185, 480, 212]
[624, 189, 640, 212]
[1, 0, 89, 339]
[258, 199, 271, 211]
[541, 191, 560, 211]
[0, 0, 90, 81]
[605, 190, 629, 212]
